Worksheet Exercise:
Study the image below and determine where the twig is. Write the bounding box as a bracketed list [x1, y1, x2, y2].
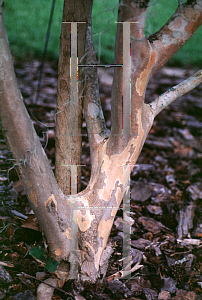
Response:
[19, 272, 74, 298]
[149, 69, 202, 118]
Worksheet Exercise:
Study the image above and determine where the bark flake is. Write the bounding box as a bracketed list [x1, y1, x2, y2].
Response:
[135, 49, 155, 96]
[45, 194, 57, 212]
[28, 190, 37, 207]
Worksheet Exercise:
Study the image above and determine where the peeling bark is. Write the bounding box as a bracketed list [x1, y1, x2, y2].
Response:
[149, 0, 202, 75]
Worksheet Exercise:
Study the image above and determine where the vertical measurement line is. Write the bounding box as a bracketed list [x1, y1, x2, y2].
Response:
[122, 165, 131, 278]
[70, 164, 78, 194]
[70, 164, 78, 279]
[70, 22, 78, 136]
[61, 163, 85, 279]
[70, 25, 79, 279]
[62, 21, 86, 278]
[123, 22, 131, 137]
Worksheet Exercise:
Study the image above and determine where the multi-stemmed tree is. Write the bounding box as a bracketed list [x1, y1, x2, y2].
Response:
[0, 0, 202, 290]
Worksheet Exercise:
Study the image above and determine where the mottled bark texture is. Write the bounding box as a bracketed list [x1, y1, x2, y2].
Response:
[0, 0, 202, 284]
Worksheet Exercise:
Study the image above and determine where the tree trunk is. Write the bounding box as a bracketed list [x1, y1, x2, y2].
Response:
[0, 0, 202, 285]
[55, 0, 91, 195]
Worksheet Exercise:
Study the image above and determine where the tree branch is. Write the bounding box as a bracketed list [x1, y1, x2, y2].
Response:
[149, 0, 202, 76]
[149, 69, 202, 118]
[82, 3, 109, 182]
[109, 0, 151, 153]
[0, 1, 72, 261]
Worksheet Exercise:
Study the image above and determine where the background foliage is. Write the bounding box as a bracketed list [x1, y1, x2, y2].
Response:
[4, 0, 202, 66]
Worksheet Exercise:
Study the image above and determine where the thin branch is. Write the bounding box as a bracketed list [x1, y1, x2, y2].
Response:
[20, 273, 73, 297]
[149, 69, 202, 118]
[83, 21, 107, 143]
[83, 2, 109, 181]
